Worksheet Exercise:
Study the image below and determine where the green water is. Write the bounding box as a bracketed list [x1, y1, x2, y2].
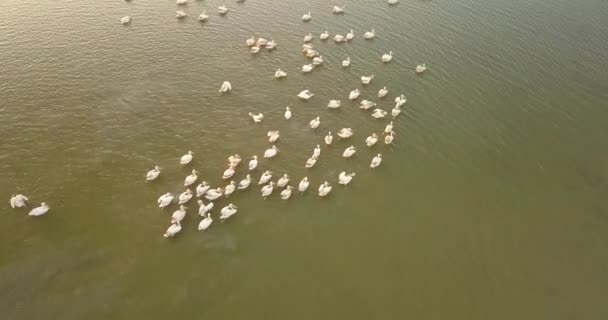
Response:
[1, 0, 608, 318]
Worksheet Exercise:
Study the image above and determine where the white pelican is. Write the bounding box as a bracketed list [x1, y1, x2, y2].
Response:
[332, 5, 344, 14]
[277, 174, 290, 187]
[305, 49, 319, 58]
[388, 0, 400, 4]
[198, 11, 209, 21]
[238, 174, 252, 190]
[327, 99, 341, 109]
[205, 188, 224, 201]
[363, 29, 375, 39]
[224, 181, 236, 197]
[298, 90, 314, 100]
[120, 16, 131, 25]
[360, 99, 376, 110]
[391, 105, 401, 118]
[275, 68, 287, 78]
[309, 116, 320, 129]
[318, 182, 332, 197]
[263, 145, 279, 158]
[312, 56, 323, 65]
[324, 132, 333, 145]
[171, 205, 187, 224]
[305, 156, 318, 168]
[250, 45, 260, 54]
[303, 33, 313, 43]
[385, 121, 394, 133]
[284, 106, 292, 119]
[338, 172, 356, 185]
[298, 177, 310, 192]
[342, 56, 351, 67]
[337, 128, 353, 139]
[378, 86, 388, 98]
[313, 144, 321, 158]
[227, 154, 242, 167]
[346, 29, 354, 41]
[163, 223, 182, 238]
[302, 11, 311, 21]
[259, 171, 273, 184]
[223, 165, 236, 179]
[28, 202, 50, 216]
[246, 36, 256, 47]
[381, 51, 393, 63]
[361, 75, 374, 84]
[281, 186, 294, 200]
[146, 166, 161, 181]
[260, 182, 275, 199]
[198, 213, 213, 231]
[178, 189, 193, 204]
[257, 38, 268, 46]
[302, 43, 313, 52]
[218, 5, 228, 15]
[197, 199, 213, 216]
[266, 40, 277, 50]
[180, 150, 193, 165]
[176, 0, 187, 5]
[248, 155, 258, 171]
[416, 63, 427, 73]
[176, 10, 187, 18]
[267, 130, 280, 143]
[343, 146, 356, 158]
[320, 31, 329, 40]
[366, 133, 379, 147]
[158, 193, 174, 208]
[184, 169, 198, 186]
[220, 204, 238, 221]
[370, 154, 383, 168]
[196, 182, 210, 197]
[385, 131, 395, 145]
[334, 34, 345, 42]
[248, 112, 264, 123]
[219, 81, 232, 93]
[395, 94, 407, 107]
[302, 64, 314, 73]
[371, 108, 387, 119]
[349, 89, 360, 100]
[10, 194, 28, 208]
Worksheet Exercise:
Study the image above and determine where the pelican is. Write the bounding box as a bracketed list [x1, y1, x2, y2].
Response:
[259, 171, 273, 184]
[302, 64, 314, 73]
[248, 112, 264, 123]
[120, 16, 131, 25]
[302, 11, 311, 21]
[324, 132, 333, 145]
[176, 0, 187, 4]
[171, 205, 187, 224]
[145, 166, 161, 181]
[260, 182, 275, 199]
[266, 40, 277, 50]
[198, 213, 213, 231]
[257, 38, 268, 46]
[332, 5, 344, 14]
[313, 144, 321, 157]
[381, 51, 393, 62]
[334, 34, 345, 42]
[298, 90, 314, 100]
[10, 194, 28, 208]
[346, 29, 354, 41]
[163, 223, 182, 238]
[197, 199, 213, 216]
[391, 105, 402, 118]
[395, 94, 407, 107]
[250, 45, 260, 54]
[205, 188, 224, 201]
[224, 181, 236, 197]
[218, 5, 229, 15]
[318, 182, 332, 197]
[220, 204, 238, 221]
[320, 31, 329, 40]
[343, 146, 356, 158]
[223, 165, 236, 179]
[363, 29, 375, 39]
[366, 133, 379, 147]
[385, 131, 395, 145]
[305, 156, 318, 168]
[388, 0, 400, 4]
[180, 150, 193, 165]
[178, 189, 193, 204]
[238, 174, 252, 190]
[302, 43, 313, 52]
[246, 36, 256, 46]
[267, 130, 280, 143]
[370, 154, 383, 168]
[416, 63, 427, 73]
[284, 106, 292, 119]
[157, 193, 174, 208]
[378, 86, 388, 98]
[248, 155, 258, 171]
[219, 81, 232, 93]
[263, 145, 279, 158]
[309, 116, 320, 129]
[360, 100, 376, 110]
[298, 177, 310, 192]
[28, 202, 50, 216]
[227, 154, 242, 167]
[338, 172, 356, 185]
[342, 56, 351, 67]
[371, 108, 387, 119]
[327, 99, 341, 109]
[184, 169, 198, 186]
[303, 33, 313, 42]
[277, 174, 290, 187]
[198, 11, 209, 21]
[312, 56, 323, 66]
[349, 89, 360, 100]
[275, 68, 287, 78]
[176, 10, 187, 18]
[337, 128, 353, 139]
[385, 121, 394, 133]
[305, 49, 319, 58]
[196, 182, 210, 197]
[281, 186, 294, 200]
[361, 75, 374, 84]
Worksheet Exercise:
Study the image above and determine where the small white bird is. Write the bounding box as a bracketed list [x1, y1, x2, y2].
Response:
[248, 155, 258, 171]
[218, 5, 229, 15]
[277, 174, 290, 187]
[257, 38, 268, 46]
[385, 121, 394, 133]
[305, 49, 319, 58]
[302, 64, 314, 73]
[303, 33, 313, 42]
[302, 11, 312, 21]
[318, 182, 332, 197]
[250, 45, 261, 54]
[223, 165, 236, 180]
[163, 223, 182, 238]
[176, 0, 187, 5]
[370, 154, 383, 168]
[197, 199, 213, 216]
[146, 166, 161, 181]
[120, 16, 131, 25]
[371, 108, 388, 119]
[342, 56, 351, 67]
[265, 40, 277, 50]
[360, 99, 377, 110]
[263, 145, 279, 158]
[219, 81, 232, 93]
[320, 31, 329, 40]
[275, 68, 287, 78]
[298, 90, 314, 100]
[313, 144, 321, 158]
[198, 11, 209, 21]
[416, 63, 427, 73]
[309, 116, 320, 129]
[363, 29, 375, 39]
[338, 172, 356, 185]
[378, 86, 389, 98]
[198, 212, 213, 231]
[298, 177, 310, 192]
[348, 89, 361, 101]
[281, 186, 294, 200]
[384, 131, 395, 145]
[261, 182, 275, 199]
[158, 193, 174, 208]
[392, 105, 402, 118]
[246, 36, 256, 47]
[388, 0, 400, 4]
[324, 132, 333, 146]
[227, 154, 242, 167]
[180, 151, 193, 165]
[184, 169, 198, 186]
[224, 181, 236, 197]
[205, 188, 224, 201]
[395, 94, 407, 107]
[176, 10, 187, 18]
[327, 100, 341, 109]
[196, 181, 210, 197]
[366, 133, 379, 147]
[312, 56, 324, 66]
[238, 174, 252, 190]
[346, 29, 354, 41]
[332, 5, 345, 14]
[284, 106, 292, 119]
[305, 156, 318, 168]
[334, 34, 345, 42]
[28, 202, 50, 216]
[267, 130, 280, 143]
[248, 112, 264, 123]
[171, 205, 187, 224]
[361, 75, 374, 84]
[178, 189, 193, 204]
[10, 194, 29, 208]
[337, 128, 353, 139]
[343, 146, 356, 158]
[381, 51, 393, 63]
[220, 204, 238, 221]
[259, 170, 273, 185]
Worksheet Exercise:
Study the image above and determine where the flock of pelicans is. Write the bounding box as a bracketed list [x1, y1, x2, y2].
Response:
[9, 0, 429, 240]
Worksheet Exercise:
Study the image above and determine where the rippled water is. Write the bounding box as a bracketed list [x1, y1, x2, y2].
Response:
[1, 0, 608, 318]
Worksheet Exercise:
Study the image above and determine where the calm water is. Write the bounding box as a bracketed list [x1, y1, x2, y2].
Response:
[1, 0, 608, 318]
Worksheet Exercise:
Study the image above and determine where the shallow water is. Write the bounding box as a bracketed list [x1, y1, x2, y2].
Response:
[1, 0, 608, 319]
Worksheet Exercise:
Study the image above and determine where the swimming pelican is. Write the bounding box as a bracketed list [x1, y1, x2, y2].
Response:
[248, 112, 264, 123]
[180, 151, 193, 165]
[227, 154, 242, 167]
[171, 205, 187, 224]
[176, 0, 187, 5]
[176, 10, 187, 18]
[120, 16, 131, 25]
[248, 155, 258, 171]
[370, 154, 383, 168]
[313, 144, 321, 158]
[320, 31, 329, 40]
[281, 186, 294, 200]
[145, 166, 161, 181]
[346, 29, 354, 41]
[388, 0, 400, 4]
[337, 128, 353, 139]
[219, 81, 232, 93]
[302, 64, 314, 73]
[250, 45, 260, 54]
[218, 5, 229, 15]
[363, 29, 375, 39]
[338, 172, 356, 185]
[223, 165, 236, 179]
[298, 177, 310, 192]
[342, 146, 356, 158]
[284, 106, 292, 119]
[220, 204, 238, 221]
[305, 49, 319, 58]
[277, 174, 290, 187]
[318, 182, 332, 197]
[312, 56, 324, 65]
[184, 169, 198, 186]
[260, 182, 275, 199]
[163, 223, 182, 238]
[198, 212, 213, 231]
[263, 145, 279, 158]
[178, 189, 193, 204]
[360, 100, 377, 110]
[205, 188, 224, 201]
[266, 40, 277, 50]
[416, 63, 427, 73]
[327, 99, 341, 109]
[224, 181, 236, 197]
[324, 132, 333, 145]
[378, 86, 388, 98]
[158, 193, 174, 208]
[246, 36, 256, 47]
[371, 108, 387, 119]
[385, 121, 394, 133]
[309, 116, 320, 129]
[332, 5, 345, 14]
[267, 130, 280, 143]
[391, 105, 401, 118]
[305, 156, 318, 168]
[198, 11, 209, 21]
[381, 51, 393, 63]
[275, 68, 287, 78]
[302, 11, 312, 21]
[197, 199, 213, 216]
[259, 171, 273, 184]
[366, 133, 379, 147]
[10, 194, 28, 208]
[342, 56, 351, 67]
[238, 174, 252, 190]
[334, 34, 345, 42]
[28, 202, 50, 216]
[349, 89, 360, 100]
[303, 33, 313, 43]
[298, 90, 314, 100]
[257, 38, 268, 46]
[302, 43, 313, 52]
[196, 182, 210, 197]
[395, 94, 407, 107]
[385, 131, 395, 145]
[361, 75, 374, 84]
